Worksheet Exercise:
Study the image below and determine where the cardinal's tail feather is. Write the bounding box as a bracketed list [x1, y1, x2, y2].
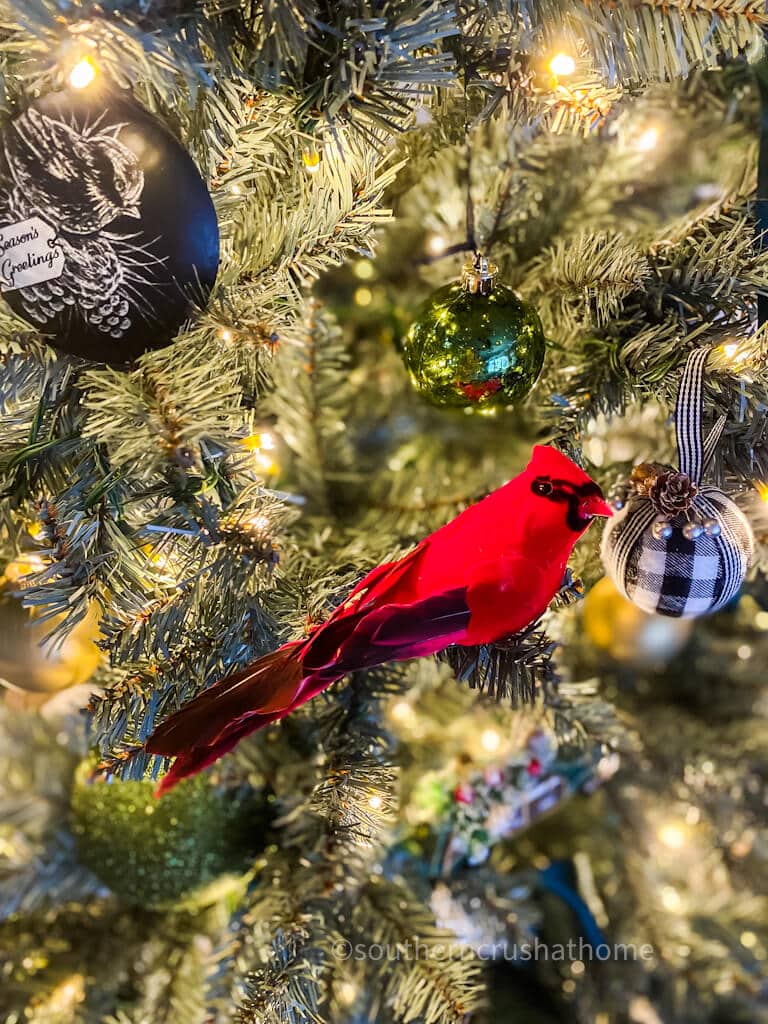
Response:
[146, 641, 306, 760]
[153, 716, 260, 795]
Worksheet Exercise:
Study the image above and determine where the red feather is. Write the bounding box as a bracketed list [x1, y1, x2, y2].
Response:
[146, 446, 611, 792]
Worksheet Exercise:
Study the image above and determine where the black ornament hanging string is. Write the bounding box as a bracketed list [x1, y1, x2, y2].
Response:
[419, 65, 480, 267]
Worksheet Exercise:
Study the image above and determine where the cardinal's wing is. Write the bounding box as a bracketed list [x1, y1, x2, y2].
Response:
[302, 586, 471, 675]
[463, 553, 556, 645]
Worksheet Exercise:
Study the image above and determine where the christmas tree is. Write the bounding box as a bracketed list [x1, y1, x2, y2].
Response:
[1, 3, 767, 1023]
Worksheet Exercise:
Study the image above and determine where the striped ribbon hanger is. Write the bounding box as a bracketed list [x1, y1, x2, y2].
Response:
[675, 347, 726, 484]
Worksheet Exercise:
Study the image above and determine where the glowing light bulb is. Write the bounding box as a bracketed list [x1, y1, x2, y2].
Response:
[426, 234, 447, 256]
[755, 481, 768, 503]
[480, 728, 501, 752]
[549, 53, 576, 77]
[302, 149, 321, 174]
[354, 259, 374, 280]
[337, 981, 358, 1005]
[27, 520, 46, 540]
[719, 339, 749, 365]
[660, 886, 682, 912]
[391, 700, 413, 722]
[657, 822, 687, 849]
[69, 57, 97, 90]
[219, 328, 233, 343]
[636, 127, 659, 152]
[368, 794, 383, 810]
[260, 432, 275, 450]
[354, 286, 373, 307]
[246, 514, 270, 532]
[241, 433, 262, 452]
[740, 930, 758, 949]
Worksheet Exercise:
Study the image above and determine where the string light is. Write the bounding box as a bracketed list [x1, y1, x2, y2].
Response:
[657, 821, 687, 849]
[391, 700, 414, 722]
[240, 432, 277, 474]
[480, 728, 501, 752]
[426, 234, 448, 256]
[636, 127, 659, 152]
[69, 57, 97, 90]
[337, 981, 358, 1006]
[354, 259, 374, 280]
[2, 553, 45, 582]
[218, 328, 234, 343]
[245, 514, 271, 532]
[755, 481, 768, 503]
[40, 975, 86, 1013]
[549, 53, 576, 77]
[660, 886, 682, 912]
[368, 794, 383, 810]
[302, 149, 321, 174]
[241, 432, 274, 452]
[354, 286, 373, 307]
[740, 930, 758, 949]
[27, 520, 46, 541]
[719, 339, 750, 366]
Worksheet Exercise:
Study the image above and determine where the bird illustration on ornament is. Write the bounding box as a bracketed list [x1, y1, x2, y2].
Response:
[0, 106, 161, 340]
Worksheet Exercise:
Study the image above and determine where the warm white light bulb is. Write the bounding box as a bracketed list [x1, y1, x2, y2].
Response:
[549, 53, 576, 77]
[391, 700, 413, 721]
[636, 127, 659, 152]
[368, 794, 383, 810]
[69, 57, 97, 90]
[660, 886, 682, 912]
[426, 234, 447, 256]
[247, 514, 270, 532]
[657, 822, 687, 850]
[480, 728, 501, 752]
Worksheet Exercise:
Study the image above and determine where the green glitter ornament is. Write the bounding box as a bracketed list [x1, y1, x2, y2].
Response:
[403, 257, 545, 408]
[71, 760, 268, 909]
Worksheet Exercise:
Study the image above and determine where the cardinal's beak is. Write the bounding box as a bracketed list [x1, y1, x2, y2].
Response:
[579, 493, 613, 520]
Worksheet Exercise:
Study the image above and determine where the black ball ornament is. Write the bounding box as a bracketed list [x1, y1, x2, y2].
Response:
[402, 256, 545, 408]
[0, 79, 219, 364]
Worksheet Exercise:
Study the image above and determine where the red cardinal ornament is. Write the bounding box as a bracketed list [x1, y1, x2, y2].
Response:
[147, 446, 611, 793]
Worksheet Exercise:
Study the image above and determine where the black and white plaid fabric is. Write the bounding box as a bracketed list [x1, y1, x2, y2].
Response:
[601, 348, 754, 619]
[601, 489, 753, 618]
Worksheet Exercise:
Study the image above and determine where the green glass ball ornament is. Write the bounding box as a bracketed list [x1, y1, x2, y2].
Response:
[403, 257, 545, 408]
[71, 760, 269, 909]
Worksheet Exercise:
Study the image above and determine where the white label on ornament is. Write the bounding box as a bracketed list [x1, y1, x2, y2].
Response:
[0, 217, 65, 292]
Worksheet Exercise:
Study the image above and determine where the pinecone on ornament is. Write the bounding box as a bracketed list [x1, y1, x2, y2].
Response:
[649, 470, 698, 516]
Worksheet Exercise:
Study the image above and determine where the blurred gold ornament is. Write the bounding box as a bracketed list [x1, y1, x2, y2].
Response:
[0, 589, 103, 696]
[582, 577, 693, 666]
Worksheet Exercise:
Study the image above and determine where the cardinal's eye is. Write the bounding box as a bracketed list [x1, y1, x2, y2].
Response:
[532, 478, 553, 497]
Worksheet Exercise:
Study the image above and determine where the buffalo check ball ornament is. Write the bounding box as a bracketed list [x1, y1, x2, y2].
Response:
[601, 348, 753, 618]
[0, 76, 219, 364]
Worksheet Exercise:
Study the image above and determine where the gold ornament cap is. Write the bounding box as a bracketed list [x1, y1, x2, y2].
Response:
[462, 254, 498, 295]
